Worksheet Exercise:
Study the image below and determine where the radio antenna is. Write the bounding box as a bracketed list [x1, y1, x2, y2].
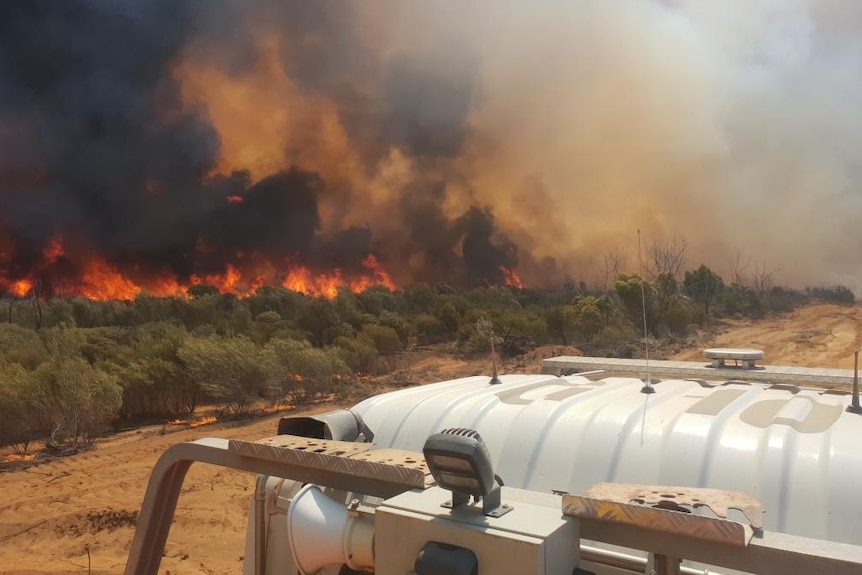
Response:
[638, 229, 654, 394]
[489, 331, 502, 385]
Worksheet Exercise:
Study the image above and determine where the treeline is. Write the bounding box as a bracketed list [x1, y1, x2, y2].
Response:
[0, 267, 855, 453]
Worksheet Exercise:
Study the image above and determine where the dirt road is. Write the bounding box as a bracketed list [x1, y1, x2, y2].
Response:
[1, 303, 860, 574]
[672, 303, 862, 369]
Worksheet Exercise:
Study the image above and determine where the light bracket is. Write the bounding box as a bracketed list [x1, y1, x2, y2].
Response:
[423, 428, 512, 517]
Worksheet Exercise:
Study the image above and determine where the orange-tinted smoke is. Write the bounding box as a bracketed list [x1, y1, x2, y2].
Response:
[180, 3, 862, 289]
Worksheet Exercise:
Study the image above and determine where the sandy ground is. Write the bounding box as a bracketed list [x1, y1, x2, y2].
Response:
[0, 412, 325, 575]
[1, 303, 859, 574]
[671, 303, 862, 369]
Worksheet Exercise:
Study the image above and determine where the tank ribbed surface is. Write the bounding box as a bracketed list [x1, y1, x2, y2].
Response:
[351, 374, 862, 544]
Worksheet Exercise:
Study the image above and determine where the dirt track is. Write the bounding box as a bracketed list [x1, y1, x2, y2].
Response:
[0, 413, 307, 575]
[1, 303, 860, 574]
[672, 303, 862, 369]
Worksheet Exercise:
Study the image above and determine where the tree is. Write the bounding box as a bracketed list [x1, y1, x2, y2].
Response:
[568, 297, 604, 343]
[435, 302, 461, 335]
[654, 272, 680, 323]
[0, 362, 41, 452]
[684, 265, 724, 318]
[614, 274, 656, 332]
[360, 324, 403, 356]
[110, 323, 195, 418]
[332, 335, 379, 373]
[179, 336, 266, 415]
[28, 326, 122, 447]
[30, 357, 122, 448]
[356, 286, 398, 316]
[599, 250, 628, 293]
[262, 338, 349, 402]
[0, 323, 47, 369]
[296, 300, 341, 346]
[644, 235, 686, 279]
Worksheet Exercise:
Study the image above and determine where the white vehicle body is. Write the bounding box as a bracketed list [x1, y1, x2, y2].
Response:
[351, 372, 860, 543]
[122, 355, 862, 575]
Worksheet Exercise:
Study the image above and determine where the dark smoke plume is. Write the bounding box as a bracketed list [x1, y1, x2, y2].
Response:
[4, 1, 859, 293]
[0, 0, 515, 292]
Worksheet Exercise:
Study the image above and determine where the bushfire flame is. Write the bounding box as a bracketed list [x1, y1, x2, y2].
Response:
[500, 266, 523, 289]
[283, 255, 396, 299]
[10, 279, 32, 298]
[0, 237, 399, 301]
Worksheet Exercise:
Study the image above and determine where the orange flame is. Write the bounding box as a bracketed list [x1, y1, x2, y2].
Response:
[80, 259, 141, 301]
[191, 264, 243, 294]
[283, 267, 343, 299]
[168, 415, 218, 428]
[10, 278, 33, 298]
[43, 236, 65, 263]
[500, 266, 523, 289]
[146, 277, 189, 298]
[3, 453, 35, 463]
[2, 231, 397, 301]
[189, 416, 217, 428]
[282, 254, 396, 299]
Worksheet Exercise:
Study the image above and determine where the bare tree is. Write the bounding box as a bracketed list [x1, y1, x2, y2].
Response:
[643, 235, 686, 279]
[598, 250, 629, 293]
[30, 278, 44, 330]
[572, 256, 596, 294]
[725, 250, 750, 287]
[749, 261, 777, 298]
[4, 296, 14, 323]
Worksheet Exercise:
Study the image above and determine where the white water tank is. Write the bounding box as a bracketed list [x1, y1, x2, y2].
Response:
[351, 373, 862, 544]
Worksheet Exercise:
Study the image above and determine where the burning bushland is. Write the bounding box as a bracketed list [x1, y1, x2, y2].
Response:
[0, 2, 525, 301]
[4, 2, 862, 301]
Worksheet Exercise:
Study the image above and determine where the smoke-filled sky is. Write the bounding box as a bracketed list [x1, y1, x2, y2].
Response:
[1, 0, 861, 292]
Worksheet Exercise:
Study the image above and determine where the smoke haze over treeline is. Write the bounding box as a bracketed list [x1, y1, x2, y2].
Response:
[1, 1, 861, 294]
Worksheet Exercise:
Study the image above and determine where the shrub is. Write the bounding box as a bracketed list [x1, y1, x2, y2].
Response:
[360, 323, 403, 355]
[110, 323, 195, 419]
[332, 335, 379, 373]
[0, 323, 47, 369]
[179, 336, 266, 415]
[30, 358, 122, 448]
[412, 314, 448, 344]
[592, 323, 640, 358]
[262, 338, 350, 402]
[0, 362, 41, 452]
[806, 285, 856, 305]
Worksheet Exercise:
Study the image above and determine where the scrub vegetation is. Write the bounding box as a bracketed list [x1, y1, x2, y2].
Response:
[0, 267, 853, 453]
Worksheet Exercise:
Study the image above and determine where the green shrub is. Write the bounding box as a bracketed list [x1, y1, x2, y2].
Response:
[262, 338, 350, 402]
[30, 357, 122, 448]
[806, 285, 855, 305]
[412, 314, 448, 344]
[332, 335, 379, 373]
[360, 323, 403, 355]
[0, 362, 41, 452]
[0, 323, 47, 369]
[179, 336, 266, 415]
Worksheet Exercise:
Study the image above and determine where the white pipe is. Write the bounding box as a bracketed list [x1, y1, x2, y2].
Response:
[254, 475, 269, 575]
[580, 545, 718, 575]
